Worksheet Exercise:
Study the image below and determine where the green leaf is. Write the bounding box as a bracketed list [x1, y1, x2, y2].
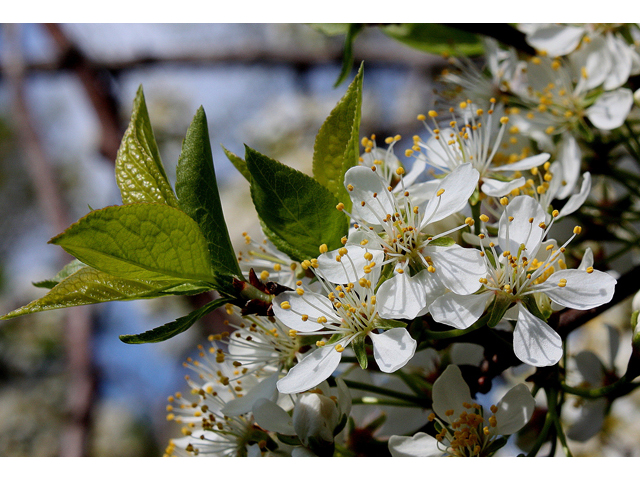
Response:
[313, 63, 363, 210]
[1, 267, 188, 320]
[119, 297, 227, 344]
[49, 203, 216, 284]
[334, 24, 364, 87]
[32, 259, 86, 289]
[175, 108, 242, 279]
[309, 24, 351, 36]
[382, 24, 484, 57]
[427, 236, 456, 247]
[352, 333, 368, 369]
[222, 144, 251, 182]
[487, 294, 513, 328]
[115, 86, 179, 207]
[245, 146, 349, 261]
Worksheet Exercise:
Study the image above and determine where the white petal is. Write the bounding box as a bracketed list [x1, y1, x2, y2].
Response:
[376, 269, 446, 319]
[544, 269, 616, 310]
[388, 433, 441, 457]
[526, 25, 585, 57]
[344, 165, 395, 224]
[480, 177, 526, 197]
[498, 196, 546, 255]
[555, 134, 582, 200]
[221, 372, 279, 416]
[603, 32, 632, 90]
[573, 351, 605, 386]
[272, 291, 333, 332]
[404, 178, 441, 206]
[428, 245, 485, 295]
[317, 245, 384, 284]
[430, 291, 493, 329]
[292, 446, 317, 457]
[557, 172, 591, 219]
[578, 247, 594, 271]
[432, 364, 473, 421]
[252, 398, 296, 435]
[490, 153, 550, 172]
[420, 163, 479, 228]
[398, 158, 426, 188]
[369, 328, 417, 373]
[586, 88, 633, 130]
[566, 398, 608, 441]
[494, 383, 536, 435]
[277, 345, 343, 394]
[513, 305, 563, 367]
[572, 35, 612, 91]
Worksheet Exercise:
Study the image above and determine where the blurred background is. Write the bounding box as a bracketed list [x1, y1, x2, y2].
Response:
[0, 23, 446, 456]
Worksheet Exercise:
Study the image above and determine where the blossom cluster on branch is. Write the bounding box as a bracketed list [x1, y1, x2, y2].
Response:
[4, 23, 640, 457]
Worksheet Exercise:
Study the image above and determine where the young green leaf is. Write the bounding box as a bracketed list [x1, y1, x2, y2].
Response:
[115, 86, 179, 207]
[333, 24, 364, 87]
[382, 24, 484, 57]
[487, 294, 513, 328]
[32, 259, 87, 289]
[245, 146, 349, 261]
[49, 203, 216, 284]
[313, 63, 363, 210]
[221, 144, 251, 182]
[352, 333, 368, 369]
[119, 297, 228, 344]
[1, 267, 188, 320]
[175, 108, 242, 279]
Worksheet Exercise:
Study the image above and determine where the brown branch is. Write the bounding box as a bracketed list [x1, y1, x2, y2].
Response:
[43, 23, 123, 161]
[2, 24, 96, 457]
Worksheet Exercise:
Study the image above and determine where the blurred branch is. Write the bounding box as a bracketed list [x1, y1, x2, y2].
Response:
[43, 23, 122, 161]
[1, 24, 96, 457]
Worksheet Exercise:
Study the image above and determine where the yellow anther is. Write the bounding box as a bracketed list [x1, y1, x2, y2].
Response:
[417, 113, 426, 121]
[479, 278, 488, 284]
[288, 329, 297, 337]
[586, 266, 594, 273]
[396, 268, 404, 274]
[335, 344, 345, 353]
[479, 214, 489, 222]
[500, 116, 509, 124]
[385, 136, 394, 144]
[427, 265, 436, 273]
[394, 134, 401, 142]
[428, 110, 438, 117]
[260, 270, 270, 281]
[364, 252, 373, 261]
[539, 222, 546, 229]
[296, 288, 304, 296]
[336, 203, 345, 211]
[319, 244, 328, 254]
[558, 279, 567, 288]
[316, 341, 326, 347]
[445, 409, 455, 417]
[500, 197, 509, 206]
[573, 226, 582, 235]
[459, 101, 468, 109]
[347, 183, 354, 191]
[280, 301, 291, 310]
[338, 247, 348, 256]
[436, 188, 445, 197]
[317, 316, 327, 324]
[404, 149, 413, 157]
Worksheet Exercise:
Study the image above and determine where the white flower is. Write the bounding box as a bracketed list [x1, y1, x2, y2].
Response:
[328, 161, 485, 317]
[414, 101, 550, 197]
[430, 196, 616, 367]
[272, 259, 417, 394]
[389, 365, 535, 457]
[253, 379, 351, 456]
[165, 355, 273, 457]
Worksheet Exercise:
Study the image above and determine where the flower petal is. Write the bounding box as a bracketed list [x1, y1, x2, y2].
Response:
[430, 291, 493, 329]
[526, 24, 585, 57]
[557, 172, 591, 219]
[221, 372, 279, 416]
[276, 344, 343, 394]
[480, 177, 526, 197]
[420, 163, 479, 228]
[428, 245, 485, 295]
[513, 305, 563, 367]
[317, 245, 384, 284]
[490, 153, 550, 172]
[344, 165, 395, 225]
[498, 196, 546, 255]
[603, 32, 633, 91]
[586, 88, 633, 130]
[369, 328, 417, 373]
[544, 269, 616, 310]
[376, 269, 446, 319]
[272, 291, 334, 332]
[252, 398, 296, 435]
[388, 432, 441, 457]
[566, 398, 608, 442]
[555, 134, 582, 200]
[432, 364, 473, 421]
[494, 383, 536, 435]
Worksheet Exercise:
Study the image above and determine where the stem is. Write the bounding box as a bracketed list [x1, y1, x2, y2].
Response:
[560, 376, 636, 399]
[342, 379, 429, 407]
[526, 408, 554, 457]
